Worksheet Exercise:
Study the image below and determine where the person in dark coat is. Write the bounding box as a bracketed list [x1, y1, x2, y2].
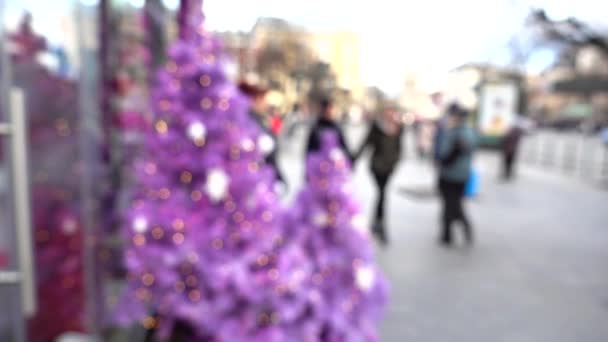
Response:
[433, 115, 448, 166]
[501, 123, 523, 180]
[437, 103, 476, 246]
[306, 98, 352, 161]
[239, 80, 285, 186]
[355, 103, 404, 245]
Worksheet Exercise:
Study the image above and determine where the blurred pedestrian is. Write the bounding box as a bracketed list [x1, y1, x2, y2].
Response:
[239, 80, 285, 186]
[306, 97, 352, 161]
[269, 108, 283, 136]
[501, 121, 524, 180]
[285, 103, 302, 138]
[437, 103, 476, 246]
[355, 103, 404, 245]
[416, 119, 435, 160]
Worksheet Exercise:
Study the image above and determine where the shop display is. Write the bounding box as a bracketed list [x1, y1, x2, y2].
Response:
[8, 14, 87, 342]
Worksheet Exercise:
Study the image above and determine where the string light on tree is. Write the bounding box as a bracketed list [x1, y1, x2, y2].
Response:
[241, 138, 255, 152]
[62, 218, 78, 235]
[312, 211, 329, 228]
[330, 148, 345, 162]
[199, 74, 211, 87]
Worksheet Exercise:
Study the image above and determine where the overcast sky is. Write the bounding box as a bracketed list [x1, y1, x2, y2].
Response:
[203, 0, 607, 95]
[6, 0, 607, 95]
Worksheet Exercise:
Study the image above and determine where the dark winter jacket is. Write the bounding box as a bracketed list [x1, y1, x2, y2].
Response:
[306, 118, 353, 161]
[356, 121, 404, 176]
[502, 126, 523, 155]
[433, 116, 448, 163]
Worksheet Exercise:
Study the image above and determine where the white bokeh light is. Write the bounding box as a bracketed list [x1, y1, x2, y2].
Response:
[127, 0, 145, 8]
[80, 0, 100, 6]
[351, 214, 368, 235]
[162, 0, 180, 10]
[205, 169, 230, 202]
[241, 138, 255, 152]
[187, 122, 207, 141]
[258, 134, 275, 155]
[133, 216, 149, 233]
[355, 265, 375, 292]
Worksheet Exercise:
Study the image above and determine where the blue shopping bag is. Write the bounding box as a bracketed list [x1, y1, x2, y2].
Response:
[465, 168, 480, 198]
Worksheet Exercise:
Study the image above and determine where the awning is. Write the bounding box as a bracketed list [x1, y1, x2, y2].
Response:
[552, 77, 608, 94]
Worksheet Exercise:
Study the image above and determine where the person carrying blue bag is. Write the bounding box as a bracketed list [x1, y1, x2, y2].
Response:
[437, 103, 477, 246]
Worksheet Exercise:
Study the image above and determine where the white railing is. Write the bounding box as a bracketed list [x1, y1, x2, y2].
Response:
[520, 129, 608, 186]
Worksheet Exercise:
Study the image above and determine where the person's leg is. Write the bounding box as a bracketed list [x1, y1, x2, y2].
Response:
[373, 173, 390, 221]
[454, 181, 473, 243]
[373, 172, 390, 244]
[438, 178, 454, 245]
[502, 152, 510, 179]
[509, 152, 517, 179]
[505, 153, 512, 179]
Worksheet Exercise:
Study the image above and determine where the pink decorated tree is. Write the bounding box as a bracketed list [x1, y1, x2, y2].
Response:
[114, 2, 315, 340]
[114, 2, 388, 340]
[285, 132, 389, 340]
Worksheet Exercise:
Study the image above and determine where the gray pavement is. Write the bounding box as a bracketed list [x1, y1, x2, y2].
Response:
[279, 123, 608, 342]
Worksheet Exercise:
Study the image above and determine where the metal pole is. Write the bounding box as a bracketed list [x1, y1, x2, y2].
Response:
[532, 131, 541, 166]
[76, 2, 102, 339]
[594, 138, 604, 182]
[600, 143, 608, 181]
[575, 133, 585, 178]
[0, 0, 27, 340]
[9, 88, 37, 318]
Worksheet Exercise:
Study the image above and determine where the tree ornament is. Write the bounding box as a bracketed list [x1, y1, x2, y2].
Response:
[187, 121, 206, 141]
[133, 216, 149, 234]
[355, 265, 376, 292]
[205, 168, 229, 202]
[258, 134, 275, 156]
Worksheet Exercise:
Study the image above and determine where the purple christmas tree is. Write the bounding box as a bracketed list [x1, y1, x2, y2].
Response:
[285, 131, 389, 341]
[115, 2, 315, 340]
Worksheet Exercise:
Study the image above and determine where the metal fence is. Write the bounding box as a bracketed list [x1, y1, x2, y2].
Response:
[520, 130, 608, 186]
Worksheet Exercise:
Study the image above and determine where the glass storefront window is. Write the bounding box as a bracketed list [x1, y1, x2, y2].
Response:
[1, 1, 101, 341]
